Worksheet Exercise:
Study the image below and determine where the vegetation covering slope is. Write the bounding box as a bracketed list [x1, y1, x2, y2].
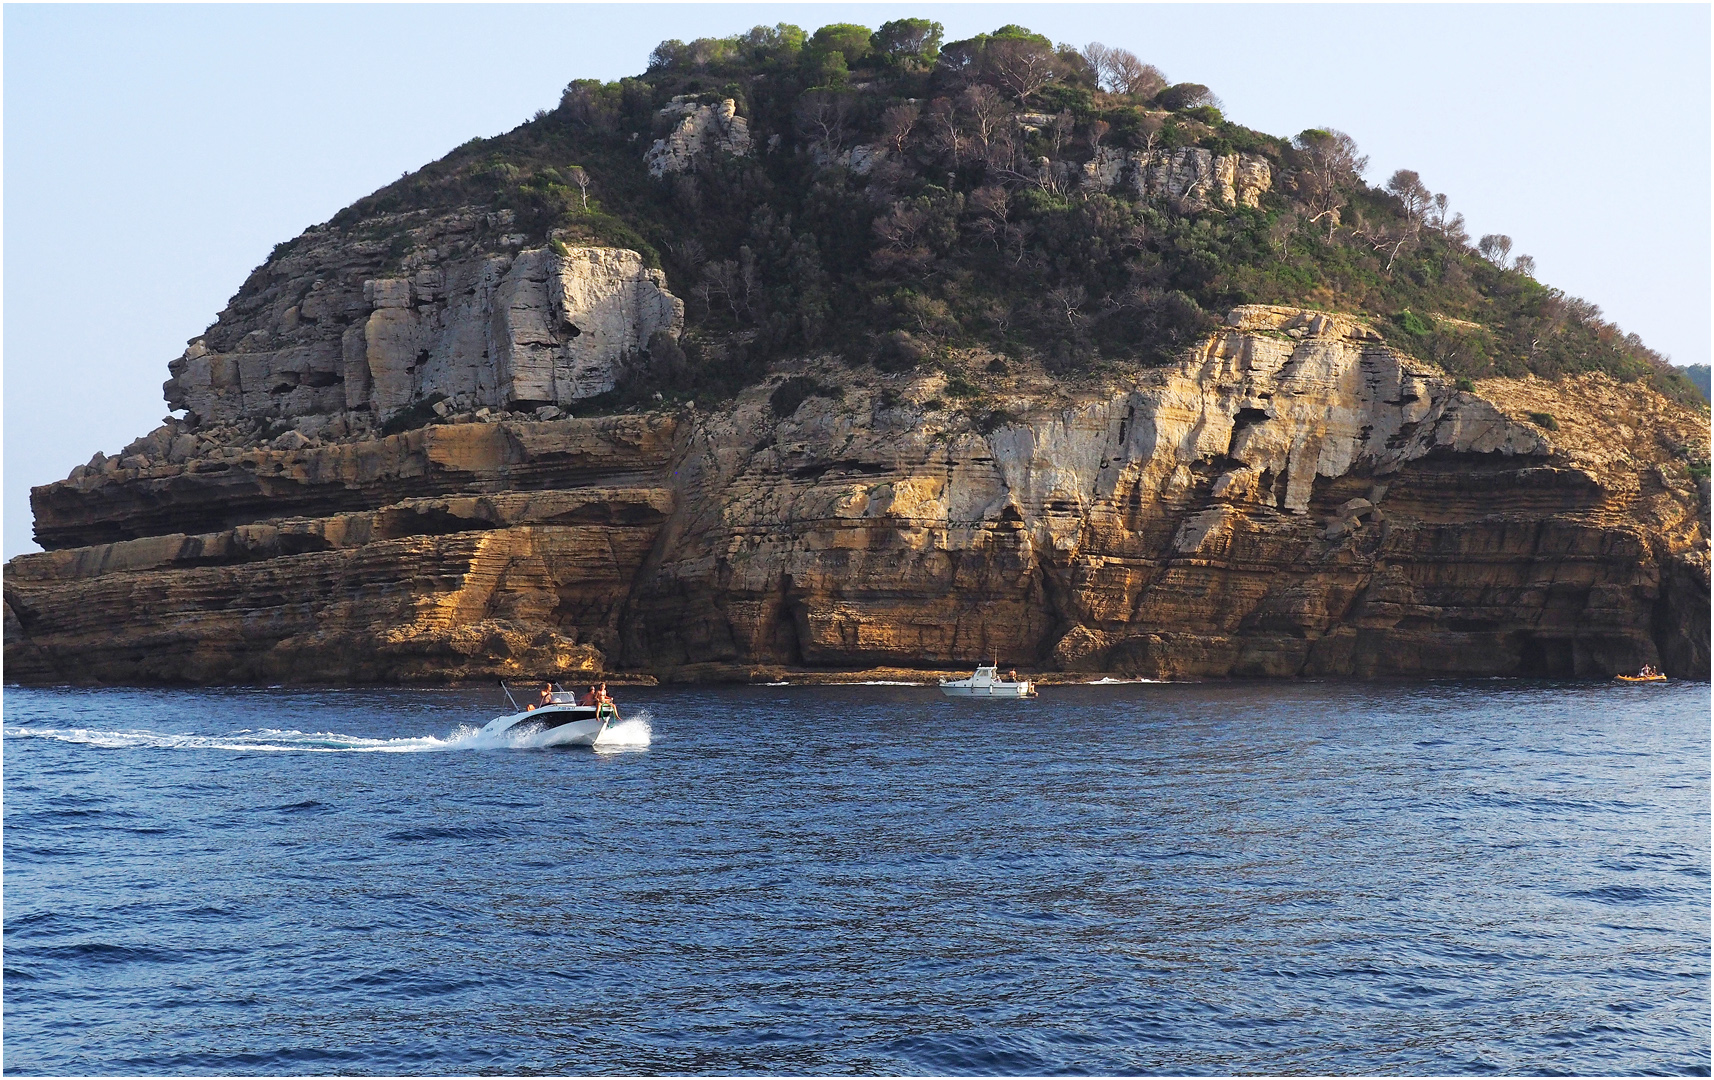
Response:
[1683, 364, 1711, 403]
[318, 19, 1704, 409]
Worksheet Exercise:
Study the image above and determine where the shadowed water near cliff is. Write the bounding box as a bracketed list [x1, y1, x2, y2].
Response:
[4, 681, 1707, 1074]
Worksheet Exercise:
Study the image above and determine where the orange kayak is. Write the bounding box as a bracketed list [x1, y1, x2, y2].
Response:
[1615, 673, 1668, 683]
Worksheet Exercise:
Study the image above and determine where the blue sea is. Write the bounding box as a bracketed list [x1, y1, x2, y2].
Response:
[4, 680, 1708, 1075]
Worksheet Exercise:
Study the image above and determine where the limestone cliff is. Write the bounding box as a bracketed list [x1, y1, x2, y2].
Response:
[8, 301, 1708, 684]
[1081, 146, 1272, 210]
[644, 96, 754, 177]
[163, 219, 682, 430]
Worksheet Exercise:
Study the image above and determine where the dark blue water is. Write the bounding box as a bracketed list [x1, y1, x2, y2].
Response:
[4, 680, 1708, 1075]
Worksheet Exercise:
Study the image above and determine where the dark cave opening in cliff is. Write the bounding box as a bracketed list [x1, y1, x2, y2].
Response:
[372, 507, 490, 542]
[1518, 635, 1577, 678]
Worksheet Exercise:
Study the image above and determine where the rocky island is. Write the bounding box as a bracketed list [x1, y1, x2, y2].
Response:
[6, 21, 1708, 683]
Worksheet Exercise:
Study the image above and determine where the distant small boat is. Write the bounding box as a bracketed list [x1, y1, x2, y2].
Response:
[1615, 672, 1668, 683]
[939, 664, 1036, 698]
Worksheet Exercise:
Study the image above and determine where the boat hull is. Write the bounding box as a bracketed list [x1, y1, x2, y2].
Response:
[1615, 674, 1668, 683]
[482, 705, 607, 745]
[939, 684, 1035, 698]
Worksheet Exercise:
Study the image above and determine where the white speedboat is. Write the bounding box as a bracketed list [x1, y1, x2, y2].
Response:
[939, 664, 1036, 698]
[482, 686, 618, 746]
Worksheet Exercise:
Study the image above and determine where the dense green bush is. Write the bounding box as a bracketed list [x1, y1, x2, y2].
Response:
[1394, 310, 1431, 337]
[309, 17, 1702, 412]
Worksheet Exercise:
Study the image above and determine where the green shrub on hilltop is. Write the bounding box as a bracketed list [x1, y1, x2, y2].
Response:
[311, 18, 1703, 411]
[1394, 311, 1431, 338]
[1683, 364, 1710, 402]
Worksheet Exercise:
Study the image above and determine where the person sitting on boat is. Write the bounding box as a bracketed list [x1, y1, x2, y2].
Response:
[577, 685, 597, 706]
[596, 682, 612, 704]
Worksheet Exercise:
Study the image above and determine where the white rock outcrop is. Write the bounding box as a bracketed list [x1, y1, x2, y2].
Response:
[645, 97, 753, 177]
[166, 245, 682, 424]
[1082, 146, 1272, 210]
[981, 306, 1543, 535]
[845, 144, 886, 176]
[1224, 304, 1385, 343]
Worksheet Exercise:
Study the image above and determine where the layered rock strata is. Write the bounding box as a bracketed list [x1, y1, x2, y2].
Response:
[8, 305, 1708, 684]
[8, 418, 682, 683]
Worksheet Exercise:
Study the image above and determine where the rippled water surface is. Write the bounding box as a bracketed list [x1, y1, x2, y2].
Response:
[5, 680, 1708, 1075]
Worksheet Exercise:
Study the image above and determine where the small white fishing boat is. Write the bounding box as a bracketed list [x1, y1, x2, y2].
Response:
[482, 685, 619, 746]
[939, 664, 1037, 698]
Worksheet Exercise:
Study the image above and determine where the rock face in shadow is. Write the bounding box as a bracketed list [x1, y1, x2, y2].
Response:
[7, 306, 1709, 684]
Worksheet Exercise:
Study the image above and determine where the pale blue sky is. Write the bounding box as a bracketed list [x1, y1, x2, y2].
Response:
[5, 4, 1709, 558]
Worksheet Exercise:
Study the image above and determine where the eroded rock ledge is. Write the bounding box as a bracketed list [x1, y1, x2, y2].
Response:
[7, 306, 1708, 684]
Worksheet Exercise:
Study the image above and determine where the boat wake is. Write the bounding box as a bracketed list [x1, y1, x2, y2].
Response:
[593, 716, 652, 751]
[4, 711, 653, 754]
[765, 680, 927, 687]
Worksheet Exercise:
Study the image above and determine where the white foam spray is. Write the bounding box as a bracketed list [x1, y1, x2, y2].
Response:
[763, 680, 926, 687]
[593, 710, 653, 751]
[4, 712, 653, 754]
